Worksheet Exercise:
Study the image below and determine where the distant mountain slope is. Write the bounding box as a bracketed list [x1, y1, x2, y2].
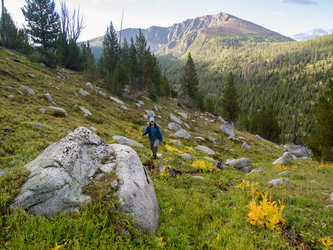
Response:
[88, 12, 292, 60]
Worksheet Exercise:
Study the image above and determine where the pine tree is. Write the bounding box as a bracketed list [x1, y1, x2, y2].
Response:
[0, 8, 32, 54]
[136, 29, 147, 89]
[221, 72, 240, 122]
[81, 41, 97, 81]
[180, 52, 199, 100]
[306, 79, 333, 161]
[21, 0, 60, 51]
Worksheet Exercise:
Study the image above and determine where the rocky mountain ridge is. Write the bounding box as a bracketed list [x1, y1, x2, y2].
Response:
[87, 12, 292, 58]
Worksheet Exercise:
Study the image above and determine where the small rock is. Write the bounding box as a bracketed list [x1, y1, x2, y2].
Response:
[78, 89, 90, 97]
[86, 82, 93, 90]
[170, 140, 181, 147]
[268, 178, 291, 187]
[98, 91, 107, 98]
[0, 169, 8, 177]
[278, 171, 291, 176]
[208, 136, 217, 144]
[7, 94, 15, 99]
[120, 105, 128, 111]
[195, 145, 215, 155]
[39, 108, 46, 114]
[111, 180, 118, 188]
[18, 85, 35, 95]
[196, 137, 205, 141]
[80, 107, 92, 116]
[145, 110, 156, 117]
[241, 143, 251, 150]
[95, 173, 105, 181]
[180, 154, 191, 160]
[193, 176, 206, 180]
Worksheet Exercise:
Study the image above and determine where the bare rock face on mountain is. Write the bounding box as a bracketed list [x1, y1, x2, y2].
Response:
[11, 127, 159, 233]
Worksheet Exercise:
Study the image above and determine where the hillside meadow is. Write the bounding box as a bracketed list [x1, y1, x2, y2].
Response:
[0, 47, 332, 249]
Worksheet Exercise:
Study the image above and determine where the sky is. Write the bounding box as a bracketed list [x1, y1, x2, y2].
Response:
[5, 0, 333, 42]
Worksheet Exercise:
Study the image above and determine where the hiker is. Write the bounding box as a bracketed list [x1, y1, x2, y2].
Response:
[141, 117, 163, 159]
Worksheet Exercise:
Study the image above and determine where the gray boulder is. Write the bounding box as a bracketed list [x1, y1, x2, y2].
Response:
[170, 140, 181, 147]
[195, 145, 215, 155]
[226, 158, 252, 173]
[18, 85, 35, 95]
[196, 137, 205, 142]
[168, 122, 182, 132]
[98, 91, 107, 98]
[278, 171, 292, 176]
[208, 136, 217, 144]
[111, 144, 160, 233]
[45, 93, 54, 103]
[170, 114, 182, 125]
[272, 156, 291, 165]
[181, 154, 191, 160]
[175, 129, 191, 140]
[145, 110, 156, 118]
[217, 116, 225, 123]
[47, 106, 68, 116]
[86, 82, 93, 90]
[283, 152, 297, 160]
[268, 178, 291, 187]
[110, 96, 124, 105]
[241, 143, 251, 150]
[11, 127, 159, 233]
[284, 143, 312, 158]
[112, 136, 143, 148]
[247, 167, 266, 175]
[254, 135, 262, 140]
[219, 121, 235, 138]
[78, 89, 90, 97]
[178, 112, 187, 119]
[80, 107, 92, 116]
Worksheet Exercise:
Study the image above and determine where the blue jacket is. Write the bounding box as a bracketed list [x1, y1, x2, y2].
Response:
[143, 124, 163, 142]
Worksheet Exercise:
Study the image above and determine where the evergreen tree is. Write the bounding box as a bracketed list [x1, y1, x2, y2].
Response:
[221, 72, 240, 122]
[148, 79, 157, 102]
[136, 29, 147, 89]
[98, 21, 118, 78]
[306, 79, 333, 161]
[205, 98, 215, 114]
[128, 37, 138, 87]
[81, 41, 97, 81]
[21, 0, 60, 51]
[0, 8, 32, 54]
[180, 52, 199, 100]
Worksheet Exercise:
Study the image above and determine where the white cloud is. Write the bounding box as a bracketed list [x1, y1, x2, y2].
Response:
[282, 0, 319, 5]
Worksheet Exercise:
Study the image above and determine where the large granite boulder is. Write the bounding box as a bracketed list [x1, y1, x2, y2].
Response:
[175, 129, 191, 140]
[284, 143, 312, 158]
[168, 122, 182, 132]
[226, 158, 252, 173]
[219, 121, 235, 139]
[11, 127, 159, 233]
[170, 114, 182, 125]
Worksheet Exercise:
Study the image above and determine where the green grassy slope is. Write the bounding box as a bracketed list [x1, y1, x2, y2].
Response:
[0, 47, 332, 249]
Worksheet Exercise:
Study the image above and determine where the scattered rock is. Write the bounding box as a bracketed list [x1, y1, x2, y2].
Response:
[78, 89, 90, 97]
[80, 107, 92, 116]
[27, 122, 45, 129]
[272, 156, 291, 165]
[241, 143, 251, 150]
[98, 91, 107, 98]
[178, 112, 187, 119]
[112, 136, 144, 148]
[170, 114, 182, 125]
[226, 158, 252, 173]
[268, 178, 291, 187]
[326, 205, 333, 209]
[7, 94, 14, 99]
[196, 137, 205, 141]
[175, 129, 191, 140]
[219, 121, 235, 138]
[45, 93, 54, 103]
[88, 126, 97, 133]
[283, 152, 297, 160]
[193, 176, 206, 180]
[278, 171, 292, 176]
[195, 145, 215, 155]
[284, 143, 312, 158]
[120, 105, 128, 111]
[39, 108, 46, 114]
[27, 73, 35, 78]
[18, 85, 35, 95]
[247, 167, 266, 175]
[86, 82, 93, 90]
[145, 110, 156, 117]
[110, 96, 124, 105]
[168, 123, 182, 132]
[254, 135, 262, 140]
[181, 154, 191, 160]
[40, 63, 45, 67]
[204, 157, 215, 161]
[47, 106, 67, 116]
[208, 136, 217, 144]
[217, 116, 225, 123]
[170, 140, 181, 147]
